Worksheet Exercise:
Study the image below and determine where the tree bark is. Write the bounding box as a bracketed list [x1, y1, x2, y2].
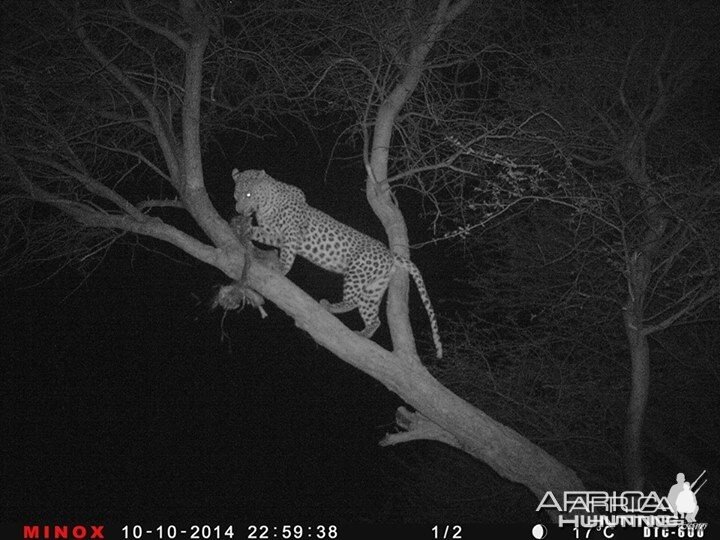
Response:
[623, 279, 651, 491]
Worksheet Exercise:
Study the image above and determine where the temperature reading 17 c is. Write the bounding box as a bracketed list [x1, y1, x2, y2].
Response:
[432, 525, 462, 539]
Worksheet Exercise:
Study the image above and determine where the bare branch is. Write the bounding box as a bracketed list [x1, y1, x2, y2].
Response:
[122, 0, 189, 52]
[136, 199, 185, 211]
[75, 19, 181, 182]
[643, 285, 720, 336]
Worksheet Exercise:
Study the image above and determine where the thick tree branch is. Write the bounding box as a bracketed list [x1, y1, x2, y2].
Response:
[367, 0, 473, 362]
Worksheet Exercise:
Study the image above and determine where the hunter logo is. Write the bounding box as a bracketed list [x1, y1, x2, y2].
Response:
[23, 525, 105, 539]
[535, 470, 709, 531]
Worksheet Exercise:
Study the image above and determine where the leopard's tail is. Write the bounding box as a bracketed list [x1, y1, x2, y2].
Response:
[393, 255, 443, 359]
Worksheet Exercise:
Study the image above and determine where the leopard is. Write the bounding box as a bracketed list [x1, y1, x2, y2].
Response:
[232, 168, 442, 359]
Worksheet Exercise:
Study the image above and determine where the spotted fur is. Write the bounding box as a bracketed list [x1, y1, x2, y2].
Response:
[232, 168, 442, 358]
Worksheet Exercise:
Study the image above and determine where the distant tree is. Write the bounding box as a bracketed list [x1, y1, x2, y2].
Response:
[437, 0, 720, 489]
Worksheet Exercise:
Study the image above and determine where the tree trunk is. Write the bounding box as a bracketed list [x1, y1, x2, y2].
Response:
[619, 136, 666, 490]
[623, 293, 650, 490]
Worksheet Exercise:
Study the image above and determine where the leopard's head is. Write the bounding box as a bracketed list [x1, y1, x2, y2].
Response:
[232, 169, 273, 215]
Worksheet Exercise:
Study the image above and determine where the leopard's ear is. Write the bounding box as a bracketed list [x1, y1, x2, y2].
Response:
[288, 183, 306, 203]
[231, 168, 241, 181]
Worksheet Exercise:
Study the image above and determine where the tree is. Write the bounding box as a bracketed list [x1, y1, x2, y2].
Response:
[436, 0, 720, 490]
[1, 0, 590, 516]
[541, 1, 719, 491]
